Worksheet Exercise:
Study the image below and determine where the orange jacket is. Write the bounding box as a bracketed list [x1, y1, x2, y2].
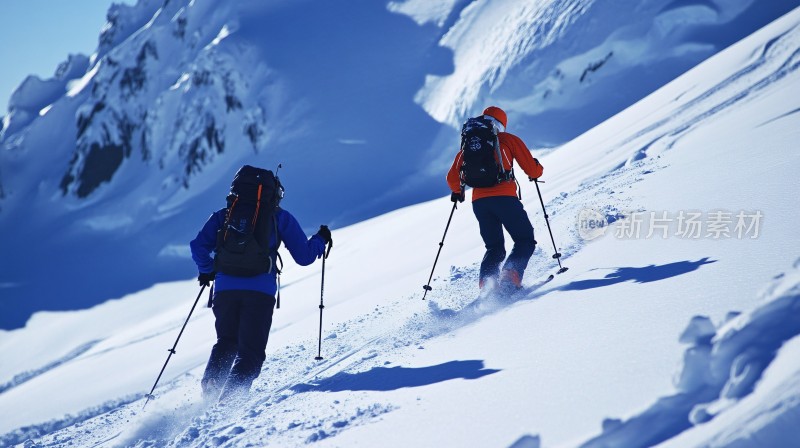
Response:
[447, 132, 544, 201]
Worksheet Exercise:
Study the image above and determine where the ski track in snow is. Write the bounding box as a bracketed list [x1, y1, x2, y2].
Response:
[622, 28, 800, 153]
[0, 340, 101, 394]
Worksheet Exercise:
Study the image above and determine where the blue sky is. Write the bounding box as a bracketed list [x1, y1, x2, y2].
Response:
[0, 0, 134, 114]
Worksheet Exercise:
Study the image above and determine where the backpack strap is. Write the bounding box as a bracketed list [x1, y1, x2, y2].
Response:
[272, 213, 283, 309]
[495, 135, 515, 183]
[458, 137, 466, 192]
[271, 213, 282, 272]
[494, 134, 504, 176]
[222, 196, 239, 242]
[252, 184, 263, 227]
[275, 252, 284, 309]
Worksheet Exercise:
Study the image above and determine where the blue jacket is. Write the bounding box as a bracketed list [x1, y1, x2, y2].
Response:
[190, 207, 326, 298]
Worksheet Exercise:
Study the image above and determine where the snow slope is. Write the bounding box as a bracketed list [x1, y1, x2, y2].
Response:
[1, 0, 797, 330]
[1, 5, 799, 447]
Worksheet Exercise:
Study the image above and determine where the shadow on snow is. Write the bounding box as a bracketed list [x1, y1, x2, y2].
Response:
[290, 360, 500, 393]
[558, 258, 717, 292]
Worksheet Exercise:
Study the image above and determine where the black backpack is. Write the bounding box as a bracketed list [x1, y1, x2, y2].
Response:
[214, 165, 283, 277]
[459, 116, 513, 188]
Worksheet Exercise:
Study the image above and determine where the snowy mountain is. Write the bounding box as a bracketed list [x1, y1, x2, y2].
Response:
[1, 0, 797, 329]
[1, 5, 799, 447]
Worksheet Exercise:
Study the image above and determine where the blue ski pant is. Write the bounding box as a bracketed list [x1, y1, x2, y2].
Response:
[201, 292, 276, 401]
[472, 196, 536, 282]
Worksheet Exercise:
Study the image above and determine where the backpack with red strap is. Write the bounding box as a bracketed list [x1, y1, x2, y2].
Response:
[214, 165, 283, 277]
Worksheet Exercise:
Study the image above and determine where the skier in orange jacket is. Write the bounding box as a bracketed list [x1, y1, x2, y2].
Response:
[447, 106, 544, 293]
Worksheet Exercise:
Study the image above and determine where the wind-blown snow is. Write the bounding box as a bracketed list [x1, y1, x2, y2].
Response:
[1, 5, 799, 447]
[415, 0, 594, 126]
[387, 0, 459, 27]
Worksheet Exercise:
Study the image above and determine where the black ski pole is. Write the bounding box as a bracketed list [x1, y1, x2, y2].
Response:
[143, 284, 206, 409]
[422, 201, 458, 300]
[315, 243, 332, 360]
[532, 179, 568, 274]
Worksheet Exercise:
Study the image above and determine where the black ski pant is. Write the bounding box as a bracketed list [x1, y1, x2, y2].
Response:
[472, 196, 536, 283]
[201, 291, 276, 401]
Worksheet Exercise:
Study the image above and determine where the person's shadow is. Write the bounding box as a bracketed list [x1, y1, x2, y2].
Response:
[559, 258, 717, 292]
[291, 360, 499, 393]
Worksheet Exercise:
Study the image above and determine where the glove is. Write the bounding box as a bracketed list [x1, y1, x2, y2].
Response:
[198, 271, 216, 287]
[529, 158, 542, 181]
[450, 191, 465, 203]
[316, 225, 333, 247]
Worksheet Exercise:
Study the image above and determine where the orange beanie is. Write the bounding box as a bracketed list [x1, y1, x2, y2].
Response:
[482, 106, 507, 128]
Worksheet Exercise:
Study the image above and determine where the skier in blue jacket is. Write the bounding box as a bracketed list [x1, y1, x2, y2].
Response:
[191, 204, 332, 402]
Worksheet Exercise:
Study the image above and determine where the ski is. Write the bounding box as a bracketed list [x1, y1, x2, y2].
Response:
[429, 271, 557, 319]
[497, 272, 554, 301]
[531, 272, 555, 288]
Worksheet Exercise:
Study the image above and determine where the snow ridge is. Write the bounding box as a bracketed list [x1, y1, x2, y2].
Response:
[581, 259, 800, 447]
